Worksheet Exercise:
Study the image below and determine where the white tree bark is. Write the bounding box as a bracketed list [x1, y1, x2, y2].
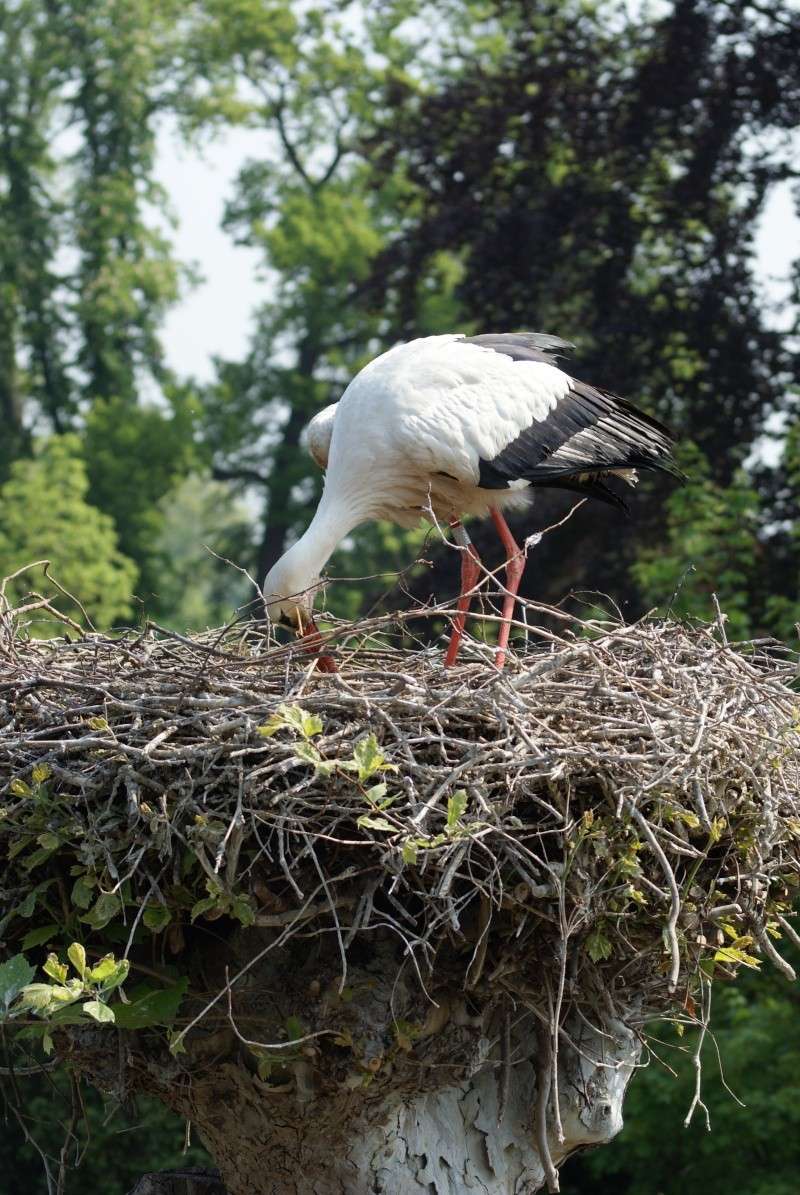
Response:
[342, 1019, 636, 1194]
[181, 1015, 639, 1195]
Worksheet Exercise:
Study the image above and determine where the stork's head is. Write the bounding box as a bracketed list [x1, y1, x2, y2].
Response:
[304, 403, 338, 470]
[263, 541, 321, 631]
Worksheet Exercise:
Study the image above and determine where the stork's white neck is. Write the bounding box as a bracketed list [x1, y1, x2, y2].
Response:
[295, 494, 361, 576]
[264, 485, 372, 617]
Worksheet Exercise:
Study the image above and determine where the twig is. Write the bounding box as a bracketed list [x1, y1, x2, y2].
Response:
[534, 1020, 560, 1192]
[629, 805, 682, 993]
[683, 975, 711, 1130]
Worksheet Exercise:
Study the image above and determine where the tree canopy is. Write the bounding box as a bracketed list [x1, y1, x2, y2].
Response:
[1, 0, 797, 635]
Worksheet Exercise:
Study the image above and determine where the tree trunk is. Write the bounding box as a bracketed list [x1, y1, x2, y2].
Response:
[70, 916, 641, 1195]
[122, 1016, 637, 1195]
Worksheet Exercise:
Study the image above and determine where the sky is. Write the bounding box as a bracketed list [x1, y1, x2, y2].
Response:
[156, 125, 800, 384]
[157, 124, 266, 384]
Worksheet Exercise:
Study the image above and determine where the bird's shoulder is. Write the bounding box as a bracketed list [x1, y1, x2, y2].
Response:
[343, 334, 573, 425]
[304, 402, 338, 470]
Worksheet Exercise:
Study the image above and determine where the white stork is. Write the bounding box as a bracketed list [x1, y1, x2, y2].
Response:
[263, 333, 678, 669]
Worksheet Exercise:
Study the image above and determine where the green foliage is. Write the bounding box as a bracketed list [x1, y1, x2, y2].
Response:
[259, 180, 383, 290]
[186, 3, 421, 589]
[0, 436, 137, 629]
[258, 703, 324, 740]
[762, 413, 800, 643]
[81, 394, 200, 614]
[0, 0, 187, 429]
[152, 473, 256, 629]
[363, 0, 799, 633]
[0, 954, 36, 1012]
[1, 938, 187, 1064]
[2, 945, 131, 1041]
[0, 0, 198, 627]
[58, 0, 186, 403]
[585, 925, 614, 963]
[0, 1079, 211, 1195]
[189, 879, 255, 927]
[0, 0, 72, 474]
[112, 979, 188, 1031]
[446, 789, 468, 832]
[632, 443, 763, 639]
[256, 711, 402, 792]
[351, 734, 398, 783]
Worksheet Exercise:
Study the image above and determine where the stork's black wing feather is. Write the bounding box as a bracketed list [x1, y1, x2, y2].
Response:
[477, 379, 680, 490]
[463, 331, 574, 367]
[543, 475, 632, 513]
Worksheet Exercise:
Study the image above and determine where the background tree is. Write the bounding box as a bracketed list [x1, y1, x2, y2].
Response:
[81, 391, 199, 613]
[755, 403, 800, 640]
[0, 0, 70, 473]
[151, 473, 256, 629]
[178, 0, 413, 591]
[0, 0, 202, 617]
[0, 436, 137, 629]
[632, 443, 764, 638]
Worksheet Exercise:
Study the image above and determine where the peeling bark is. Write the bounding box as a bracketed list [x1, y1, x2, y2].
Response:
[83, 908, 640, 1195]
[174, 1017, 637, 1195]
[104, 990, 637, 1195]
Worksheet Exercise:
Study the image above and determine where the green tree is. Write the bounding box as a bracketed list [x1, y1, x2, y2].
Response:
[152, 472, 256, 629]
[56, 0, 185, 405]
[0, 1079, 211, 1195]
[0, 0, 71, 475]
[758, 410, 800, 644]
[0, 0, 188, 434]
[0, 436, 137, 630]
[180, 0, 432, 594]
[81, 391, 199, 614]
[0, 0, 199, 618]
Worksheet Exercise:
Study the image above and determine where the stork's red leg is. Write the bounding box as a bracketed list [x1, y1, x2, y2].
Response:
[300, 617, 338, 673]
[444, 520, 482, 668]
[490, 508, 526, 670]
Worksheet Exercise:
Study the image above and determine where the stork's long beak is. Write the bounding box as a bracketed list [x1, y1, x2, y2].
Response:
[296, 612, 337, 674]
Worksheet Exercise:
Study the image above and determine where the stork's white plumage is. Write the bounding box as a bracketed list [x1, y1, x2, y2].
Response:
[264, 332, 679, 668]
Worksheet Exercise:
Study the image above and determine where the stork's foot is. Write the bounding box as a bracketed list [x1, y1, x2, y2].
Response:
[300, 619, 338, 673]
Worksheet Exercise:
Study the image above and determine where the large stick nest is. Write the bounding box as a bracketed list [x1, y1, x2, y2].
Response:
[1, 590, 799, 1039]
